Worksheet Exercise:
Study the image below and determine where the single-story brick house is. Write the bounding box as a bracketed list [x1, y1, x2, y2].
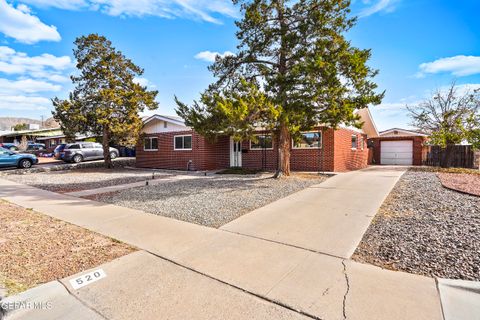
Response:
[136, 109, 380, 172]
[368, 128, 428, 165]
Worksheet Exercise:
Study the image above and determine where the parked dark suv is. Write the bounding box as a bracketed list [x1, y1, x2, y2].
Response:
[54, 142, 119, 163]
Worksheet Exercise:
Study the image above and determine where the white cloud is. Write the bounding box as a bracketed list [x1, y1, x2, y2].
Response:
[0, 0, 61, 44]
[133, 77, 156, 88]
[417, 55, 480, 78]
[0, 78, 62, 94]
[194, 50, 235, 62]
[0, 46, 72, 83]
[358, 0, 399, 18]
[20, 0, 238, 24]
[0, 94, 49, 110]
[20, 0, 88, 10]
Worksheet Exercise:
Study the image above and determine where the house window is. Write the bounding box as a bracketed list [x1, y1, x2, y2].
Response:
[250, 135, 273, 150]
[351, 135, 357, 149]
[144, 137, 158, 151]
[293, 132, 322, 149]
[164, 122, 168, 129]
[174, 135, 192, 150]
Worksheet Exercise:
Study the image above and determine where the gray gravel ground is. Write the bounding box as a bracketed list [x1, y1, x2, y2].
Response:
[4, 168, 164, 193]
[353, 170, 480, 281]
[89, 173, 328, 228]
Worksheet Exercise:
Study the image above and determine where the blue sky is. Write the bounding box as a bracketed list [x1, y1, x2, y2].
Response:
[0, 0, 479, 131]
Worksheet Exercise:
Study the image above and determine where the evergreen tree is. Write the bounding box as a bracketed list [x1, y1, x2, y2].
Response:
[177, 0, 383, 176]
[53, 34, 158, 168]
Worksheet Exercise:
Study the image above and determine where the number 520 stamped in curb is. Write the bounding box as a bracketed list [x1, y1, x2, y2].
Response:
[69, 269, 107, 290]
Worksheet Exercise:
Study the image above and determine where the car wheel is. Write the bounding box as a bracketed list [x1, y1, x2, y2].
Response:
[110, 151, 117, 160]
[72, 154, 83, 163]
[18, 159, 32, 169]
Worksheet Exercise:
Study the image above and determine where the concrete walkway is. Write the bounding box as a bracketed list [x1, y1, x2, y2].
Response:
[222, 166, 406, 258]
[0, 172, 446, 320]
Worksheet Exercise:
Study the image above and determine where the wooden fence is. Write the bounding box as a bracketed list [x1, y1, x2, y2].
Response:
[423, 145, 475, 168]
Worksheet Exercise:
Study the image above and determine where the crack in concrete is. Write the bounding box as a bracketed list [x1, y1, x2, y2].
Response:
[341, 260, 350, 320]
[57, 280, 108, 320]
[321, 287, 330, 296]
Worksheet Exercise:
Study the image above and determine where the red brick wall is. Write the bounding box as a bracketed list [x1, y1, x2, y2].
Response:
[238, 128, 335, 172]
[290, 129, 335, 172]
[333, 129, 369, 172]
[136, 130, 199, 170]
[241, 134, 278, 171]
[136, 131, 231, 171]
[201, 136, 230, 170]
[136, 127, 369, 172]
[369, 136, 425, 166]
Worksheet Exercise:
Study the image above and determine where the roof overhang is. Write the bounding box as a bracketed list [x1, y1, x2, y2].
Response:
[0, 127, 63, 137]
[355, 107, 379, 138]
[380, 128, 428, 137]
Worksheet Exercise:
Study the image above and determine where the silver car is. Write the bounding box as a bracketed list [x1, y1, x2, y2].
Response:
[54, 142, 119, 163]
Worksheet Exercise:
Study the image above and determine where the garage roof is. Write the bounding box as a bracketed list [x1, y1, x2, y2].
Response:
[380, 128, 428, 137]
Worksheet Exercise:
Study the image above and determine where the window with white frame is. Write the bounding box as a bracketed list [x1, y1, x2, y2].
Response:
[360, 137, 364, 150]
[293, 132, 322, 149]
[351, 135, 357, 149]
[174, 135, 192, 150]
[144, 137, 158, 151]
[250, 134, 273, 150]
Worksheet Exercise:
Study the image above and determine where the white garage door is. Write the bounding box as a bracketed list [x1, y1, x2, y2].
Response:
[381, 140, 413, 165]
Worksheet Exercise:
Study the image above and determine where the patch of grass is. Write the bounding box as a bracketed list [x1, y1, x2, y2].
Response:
[216, 167, 264, 175]
[3, 278, 29, 296]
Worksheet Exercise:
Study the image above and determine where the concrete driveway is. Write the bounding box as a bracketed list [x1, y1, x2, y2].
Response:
[222, 166, 406, 258]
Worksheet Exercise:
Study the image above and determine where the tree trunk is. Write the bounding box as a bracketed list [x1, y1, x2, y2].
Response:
[273, 2, 290, 178]
[275, 122, 291, 178]
[102, 127, 113, 169]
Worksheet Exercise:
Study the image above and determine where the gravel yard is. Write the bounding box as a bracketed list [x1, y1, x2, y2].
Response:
[4, 168, 163, 193]
[88, 173, 328, 228]
[353, 170, 480, 281]
[0, 200, 135, 296]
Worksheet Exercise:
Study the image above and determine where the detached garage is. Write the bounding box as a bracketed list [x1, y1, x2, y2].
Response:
[369, 128, 428, 166]
[380, 140, 413, 165]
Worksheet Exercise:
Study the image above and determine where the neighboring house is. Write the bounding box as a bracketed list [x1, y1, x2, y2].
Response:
[0, 127, 64, 145]
[0, 128, 91, 149]
[136, 109, 379, 172]
[369, 128, 428, 165]
[36, 134, 91, 149]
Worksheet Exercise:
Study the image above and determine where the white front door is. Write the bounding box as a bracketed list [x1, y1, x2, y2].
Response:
[230, 138, 242, 167]
[381, 140, 413, 165]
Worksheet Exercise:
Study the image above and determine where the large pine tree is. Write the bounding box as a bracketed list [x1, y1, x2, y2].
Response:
[53, 34, 158, 168]
[177, 0, 383, 176]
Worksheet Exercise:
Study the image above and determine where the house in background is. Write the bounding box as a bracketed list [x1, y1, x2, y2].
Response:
[368, 128, 428, 165]
[136, 109, 379, 172]
[0, 127, 64, 146]
[0, 127, 92, 150]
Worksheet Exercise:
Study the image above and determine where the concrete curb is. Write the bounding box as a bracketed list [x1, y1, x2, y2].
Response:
[437, 278, 480, 320]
